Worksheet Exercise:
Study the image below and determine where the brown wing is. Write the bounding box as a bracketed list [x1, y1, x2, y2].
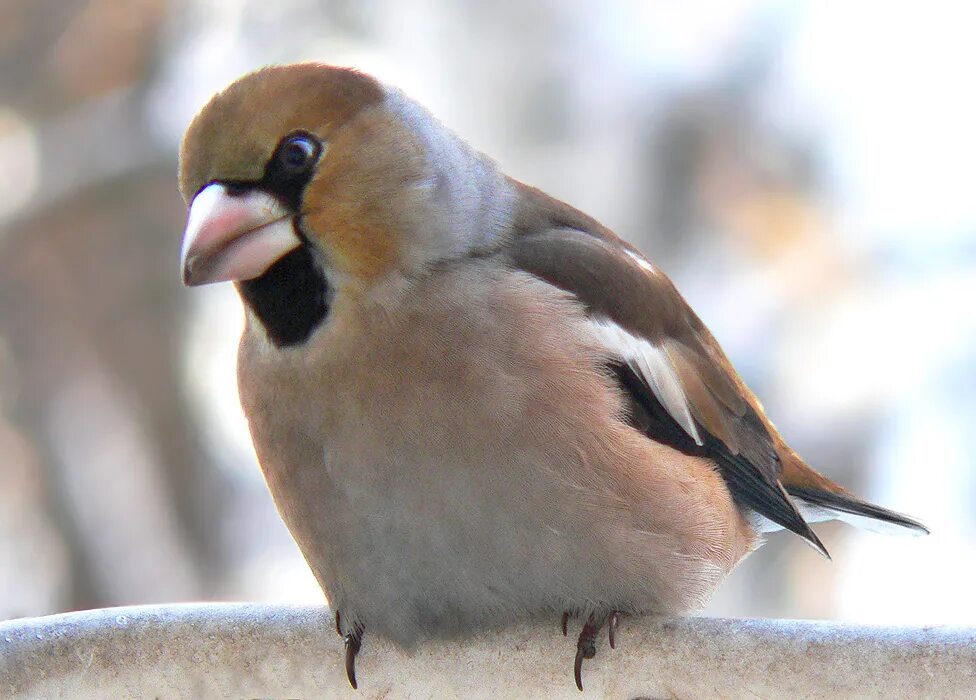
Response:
[503, 186, 828, 552]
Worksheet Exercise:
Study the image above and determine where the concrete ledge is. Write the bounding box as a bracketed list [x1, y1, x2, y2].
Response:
[1, 603, 974, 699]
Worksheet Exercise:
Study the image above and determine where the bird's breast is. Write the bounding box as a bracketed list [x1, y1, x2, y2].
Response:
[235, 261, 753, 642]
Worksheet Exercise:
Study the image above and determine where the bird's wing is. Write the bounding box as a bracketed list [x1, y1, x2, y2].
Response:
[506, 224, 828, 555]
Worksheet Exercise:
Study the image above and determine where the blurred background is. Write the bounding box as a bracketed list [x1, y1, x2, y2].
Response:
[1, 1, 974, 626]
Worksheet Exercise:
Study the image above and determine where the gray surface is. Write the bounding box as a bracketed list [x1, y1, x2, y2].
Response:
[1, 603, 973, 699]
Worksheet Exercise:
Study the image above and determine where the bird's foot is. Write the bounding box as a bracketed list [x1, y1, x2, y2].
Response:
[343, 623, 364, 690]
[569, 610, 623, 691]
[573, 613, 601, 691]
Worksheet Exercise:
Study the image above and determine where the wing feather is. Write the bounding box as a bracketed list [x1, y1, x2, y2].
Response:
[589, 317, 703, 446]
[504, 183, 924, 543]
[506, 224, 827, 554]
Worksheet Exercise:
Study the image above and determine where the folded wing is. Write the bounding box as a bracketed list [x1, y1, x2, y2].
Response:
[504, 195, 926, 550]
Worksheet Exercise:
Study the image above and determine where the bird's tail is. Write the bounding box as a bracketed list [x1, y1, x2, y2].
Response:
[776, 445, 929, 536]
[784, 484, 929, 535]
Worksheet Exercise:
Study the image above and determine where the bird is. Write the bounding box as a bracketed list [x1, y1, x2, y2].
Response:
[178, 63, 927, 691]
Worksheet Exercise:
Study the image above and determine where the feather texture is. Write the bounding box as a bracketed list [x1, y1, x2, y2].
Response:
[179, 64, 926, 658]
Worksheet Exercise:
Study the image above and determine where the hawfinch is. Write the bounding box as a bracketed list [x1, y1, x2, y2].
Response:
[178, 63, 926, 691]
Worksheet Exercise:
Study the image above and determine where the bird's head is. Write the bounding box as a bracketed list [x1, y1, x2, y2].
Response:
[179, 63, 513, 330]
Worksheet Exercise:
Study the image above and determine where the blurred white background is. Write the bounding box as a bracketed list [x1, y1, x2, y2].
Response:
[1, 0, 973, 626]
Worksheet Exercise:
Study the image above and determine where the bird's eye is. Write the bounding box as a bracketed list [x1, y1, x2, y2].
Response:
[277, 134, 319, 174]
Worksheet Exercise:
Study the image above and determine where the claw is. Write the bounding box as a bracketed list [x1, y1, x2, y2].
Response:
[608, 611, 619, 650]
[335, 610, 342, 637]
[574, 613, 599, 691]
[561, 611, 570, 636]
[344, 627, 363, 690]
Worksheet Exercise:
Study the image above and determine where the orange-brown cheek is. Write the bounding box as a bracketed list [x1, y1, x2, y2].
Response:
[304, 204, 400, 283]
[301, 112, 427, 285]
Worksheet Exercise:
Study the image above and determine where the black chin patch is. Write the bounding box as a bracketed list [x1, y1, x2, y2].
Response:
[239, 246, 329, 347]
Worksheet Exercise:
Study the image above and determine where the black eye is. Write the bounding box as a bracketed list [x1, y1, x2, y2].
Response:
[277, 134, 319, 174]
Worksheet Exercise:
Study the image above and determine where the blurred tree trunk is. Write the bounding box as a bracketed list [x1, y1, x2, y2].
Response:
[0, 164, 227, 609]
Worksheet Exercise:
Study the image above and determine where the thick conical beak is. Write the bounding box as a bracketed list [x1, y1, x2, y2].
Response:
[180, 183, 302, 286]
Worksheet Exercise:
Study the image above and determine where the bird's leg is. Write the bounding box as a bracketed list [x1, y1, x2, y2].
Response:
[572, 610, 623, 691]
[334, 610, 342, 637]
[561, 611, 571, 636]
[343, 623, 364, 690]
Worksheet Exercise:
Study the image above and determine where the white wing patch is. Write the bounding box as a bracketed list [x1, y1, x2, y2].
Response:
[590, 316, 703, 446]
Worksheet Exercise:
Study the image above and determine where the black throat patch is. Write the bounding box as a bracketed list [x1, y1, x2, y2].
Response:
[239, 244, 329, 348]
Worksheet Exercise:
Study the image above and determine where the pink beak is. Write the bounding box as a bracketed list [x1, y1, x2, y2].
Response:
[180, 183, 302, 286]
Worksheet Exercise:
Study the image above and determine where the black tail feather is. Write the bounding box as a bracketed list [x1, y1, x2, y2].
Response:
[785, 486, 929, 535]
